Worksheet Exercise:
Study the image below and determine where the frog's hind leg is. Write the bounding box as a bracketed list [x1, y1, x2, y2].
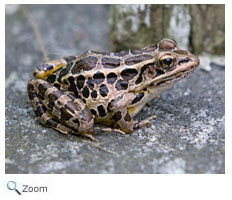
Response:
[27, 79, 94, 137]
[27, 79, 81, 136]
[28, 81, 74, 135]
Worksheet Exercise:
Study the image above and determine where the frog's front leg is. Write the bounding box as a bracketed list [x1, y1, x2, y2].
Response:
[109, 93, 156, 134]
[27, 79, 94, 136]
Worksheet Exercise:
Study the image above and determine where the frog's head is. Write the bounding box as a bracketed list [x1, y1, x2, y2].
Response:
[150, 39, 200, 86]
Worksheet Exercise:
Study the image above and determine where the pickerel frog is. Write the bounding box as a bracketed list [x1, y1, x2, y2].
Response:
[28, 39, 199, 138]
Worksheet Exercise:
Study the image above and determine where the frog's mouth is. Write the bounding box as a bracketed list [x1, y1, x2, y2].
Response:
[152, 54, 200, 86]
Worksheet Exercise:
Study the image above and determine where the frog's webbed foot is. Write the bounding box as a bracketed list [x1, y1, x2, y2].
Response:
[80, 134, 98, 142]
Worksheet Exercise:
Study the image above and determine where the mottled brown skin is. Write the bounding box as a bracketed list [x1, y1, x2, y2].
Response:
[28, 39, 200, 137]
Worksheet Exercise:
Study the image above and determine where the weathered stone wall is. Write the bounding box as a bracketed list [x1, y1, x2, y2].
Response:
[190, 5, 225, 55]
[109, 4, 225, 55]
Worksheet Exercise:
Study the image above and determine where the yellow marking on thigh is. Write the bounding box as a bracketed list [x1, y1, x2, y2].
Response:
[128, 103, 145, 117]
[35, 64, 64, 79]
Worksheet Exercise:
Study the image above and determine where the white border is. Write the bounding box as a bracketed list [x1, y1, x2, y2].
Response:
[1, 1, 230, 200]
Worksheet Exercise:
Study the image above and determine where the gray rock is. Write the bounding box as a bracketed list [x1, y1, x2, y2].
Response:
[5, 5, 224, 174]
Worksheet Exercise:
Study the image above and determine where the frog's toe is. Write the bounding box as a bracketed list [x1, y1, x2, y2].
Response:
[94, 127, 127, 135]
[133, 115, 156, 130]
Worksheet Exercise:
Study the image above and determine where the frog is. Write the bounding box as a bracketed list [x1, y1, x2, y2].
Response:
[27, 39, 200, 139]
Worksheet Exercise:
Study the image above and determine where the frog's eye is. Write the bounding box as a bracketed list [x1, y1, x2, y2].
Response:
[159, 54, 176, 69]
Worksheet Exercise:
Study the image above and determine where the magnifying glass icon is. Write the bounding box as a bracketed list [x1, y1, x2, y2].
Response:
[7, 181, 21, 195]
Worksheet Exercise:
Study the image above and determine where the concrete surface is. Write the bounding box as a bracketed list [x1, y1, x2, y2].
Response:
[5, 5, 224, 174]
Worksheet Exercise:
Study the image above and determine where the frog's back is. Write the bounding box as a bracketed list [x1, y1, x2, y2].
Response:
[61, 45, 159, 99]
[69, 44, 158, 76]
